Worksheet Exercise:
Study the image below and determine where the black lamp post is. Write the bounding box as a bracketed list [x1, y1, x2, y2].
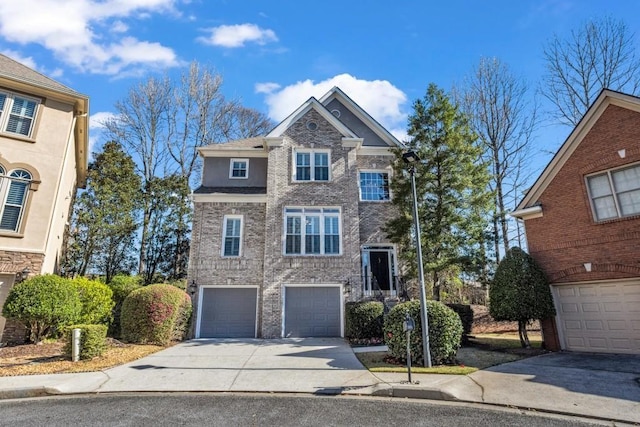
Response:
[402, 150, 432, 368]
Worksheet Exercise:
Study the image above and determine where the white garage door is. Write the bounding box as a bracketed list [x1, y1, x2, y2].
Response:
[284, 286, 342, 338]
[198, 287, 257, 338]
[553, 280, 640, 354]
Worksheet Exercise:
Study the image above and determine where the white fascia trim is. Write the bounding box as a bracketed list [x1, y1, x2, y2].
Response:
[510, 205, 543, 220]
[356, 146, 395, 156]
[267, 97, 358, 138]
[198, 149, 268, 159]
[265, 137, 284, 147]
[191, 193, 267, 203]
[341, 137, 363, 148]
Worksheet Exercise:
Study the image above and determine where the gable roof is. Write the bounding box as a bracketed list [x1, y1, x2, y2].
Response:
[0, 54, 89, 186]
[513, 89, 640, 217]
[266, 95, 359, 138]
[319, 86, 403, 148]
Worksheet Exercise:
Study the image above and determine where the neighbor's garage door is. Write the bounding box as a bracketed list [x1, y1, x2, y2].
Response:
[284, 286, 342, 337]
[553, 280, 640, 354]
[198, 287, 257, 338]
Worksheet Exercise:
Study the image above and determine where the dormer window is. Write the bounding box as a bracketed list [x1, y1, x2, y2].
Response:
[229, 158, 249, 179]
[293, 149, 330, 182]
[0, 91, 39, 138]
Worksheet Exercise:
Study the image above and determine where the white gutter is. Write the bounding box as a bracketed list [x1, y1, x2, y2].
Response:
[509, 205, 543, 220]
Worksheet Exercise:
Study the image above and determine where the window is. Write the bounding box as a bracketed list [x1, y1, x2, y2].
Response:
[284, 207, 341, 255]
[359, 171, 390, 201]
[222, 216, 242, 256]
[294, 150, 330, 181]
[587, 163, 640, 221]
[0, 167, 32, 232]
[0, 91, 39, 138]
[229, 159, 249, 179]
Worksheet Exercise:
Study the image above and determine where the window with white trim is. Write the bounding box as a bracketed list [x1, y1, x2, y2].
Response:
[0, 91, 39, 138]
[0, 167, 32, 232]
[587, 163, 640, 221]
[359, 171, 390, 201]
[229, 158, 248, 179]
[293, 150, 330, 181]
[284, 207, 341, 255]
[222, 215, 242, 256]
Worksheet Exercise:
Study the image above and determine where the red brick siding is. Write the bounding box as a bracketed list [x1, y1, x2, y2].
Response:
[524, 105, 640, 283]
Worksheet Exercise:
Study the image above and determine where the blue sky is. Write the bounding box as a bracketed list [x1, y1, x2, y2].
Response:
[1, 0, 639, 176]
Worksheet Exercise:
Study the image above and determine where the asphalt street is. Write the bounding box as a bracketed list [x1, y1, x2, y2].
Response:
[0, 394, 612, 427]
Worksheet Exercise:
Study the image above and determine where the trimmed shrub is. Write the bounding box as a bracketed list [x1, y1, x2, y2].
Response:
[446, 303, 474, 344]
[72, 277, 114, 325]
[384, 300, 463, 365]
[2, 275, 81, 343]
[63, 324, 108, 360]
[108, 275, 142, 337]
[345, 301, 384, 340]
[120, 284, 192, 345]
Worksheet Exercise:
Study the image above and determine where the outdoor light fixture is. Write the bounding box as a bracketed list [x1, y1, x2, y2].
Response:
[16, 267, 31, 283]
[188, 280, 198, 296]
[402, 150, 432, 368]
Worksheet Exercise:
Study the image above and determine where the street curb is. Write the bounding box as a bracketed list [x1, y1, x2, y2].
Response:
[369, 384, 457, 401]
[0, 387, 60, 400]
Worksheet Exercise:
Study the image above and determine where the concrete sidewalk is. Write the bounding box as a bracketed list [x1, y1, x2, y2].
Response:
[1, 339, 638, 424]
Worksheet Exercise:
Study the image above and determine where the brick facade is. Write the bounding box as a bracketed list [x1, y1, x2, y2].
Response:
[524, 105, 640, 282]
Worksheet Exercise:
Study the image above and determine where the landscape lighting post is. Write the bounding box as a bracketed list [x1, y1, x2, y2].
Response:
[402, 151, 432, 368]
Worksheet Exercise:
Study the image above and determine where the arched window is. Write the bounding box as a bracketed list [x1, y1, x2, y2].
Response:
[0, 168, 32, 232]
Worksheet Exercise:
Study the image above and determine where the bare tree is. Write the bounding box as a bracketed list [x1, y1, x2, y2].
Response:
[542, 16, 640, 126]
[220, 105, 274, 141]
[457, 57, 538, 262]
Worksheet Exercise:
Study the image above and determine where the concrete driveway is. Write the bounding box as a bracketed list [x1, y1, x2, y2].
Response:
[97, 338, 379, 394]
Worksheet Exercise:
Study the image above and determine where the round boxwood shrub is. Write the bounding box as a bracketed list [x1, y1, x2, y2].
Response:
[345, 301, 384, 340]
[108, 275, 142, 337]
[72, 277, 114, 325]
[384, 300, 463, 365]
[2, 274, 81, 343]
[120, 284, 192, 345]
[63, 324, 108, 360]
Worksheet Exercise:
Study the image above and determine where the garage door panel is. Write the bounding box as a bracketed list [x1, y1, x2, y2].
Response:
[554, 281, 640, 354]
[284, 287, 341, 338]
[199, 288, 257, 338]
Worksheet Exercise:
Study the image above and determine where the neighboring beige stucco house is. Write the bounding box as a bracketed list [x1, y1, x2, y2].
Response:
[188, 87, 402, 338]
[0, 54, 89, 343]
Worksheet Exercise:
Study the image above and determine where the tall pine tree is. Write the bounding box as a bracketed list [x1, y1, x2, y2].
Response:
[385, 84, 493, 301]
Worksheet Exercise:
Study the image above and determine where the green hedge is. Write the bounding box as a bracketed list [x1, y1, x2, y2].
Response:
[2, 275, 82, 343]
[120, 284, 192, 345]
[72, 277, 114, 325]
[384, 300, 463, 365]
[63, 324, 108, 360]
[345, 301, 384, 340]
[108, 275, 142, 338]
[446, 304, 473, 344]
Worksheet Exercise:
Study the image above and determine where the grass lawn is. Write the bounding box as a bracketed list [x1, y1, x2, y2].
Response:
[355, 332, 545, 374]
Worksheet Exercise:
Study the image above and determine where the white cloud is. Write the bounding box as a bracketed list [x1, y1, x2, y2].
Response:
[0, 0, 180, 75]
[256, 74, 409, 139]
[89, 111, 116, 130]
[198, 23, 278, 48]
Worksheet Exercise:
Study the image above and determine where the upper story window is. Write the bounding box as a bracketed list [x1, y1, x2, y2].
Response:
[587, 163, 640, 221]
[284, 207, 341, 255]
[229, 158, 249, 179]
[293, 149, 330, 182]
[222, 215, 243, 257]
[0, 167, 32, 232]
[359, 171, 390, 201]
[0, 91, 39, 138]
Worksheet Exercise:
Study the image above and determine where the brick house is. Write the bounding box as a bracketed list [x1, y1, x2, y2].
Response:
[512, 90, 640, 355]
[187, 87, 403, 338]
[0, 54, 89, 343]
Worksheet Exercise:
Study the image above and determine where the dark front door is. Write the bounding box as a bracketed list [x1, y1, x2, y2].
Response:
[370, 251, 391, 291]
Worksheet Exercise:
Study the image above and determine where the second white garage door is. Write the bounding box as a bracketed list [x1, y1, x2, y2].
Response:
[553, 279, 640, 354]
[283, 286, 342, 338]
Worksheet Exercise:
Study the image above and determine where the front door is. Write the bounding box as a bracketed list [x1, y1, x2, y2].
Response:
[362, 246, 396, 297]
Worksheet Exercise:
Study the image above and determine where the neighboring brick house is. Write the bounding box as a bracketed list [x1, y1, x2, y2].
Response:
[0, 54, 89, 343]
[512, 90, 640, 355]
[187, 87, 402, 338]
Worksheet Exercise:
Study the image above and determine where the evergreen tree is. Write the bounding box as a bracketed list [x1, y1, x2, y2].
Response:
[385, 84, 493, 300]
[489, 247, 555, 348]
[62, 141, 141, 281]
